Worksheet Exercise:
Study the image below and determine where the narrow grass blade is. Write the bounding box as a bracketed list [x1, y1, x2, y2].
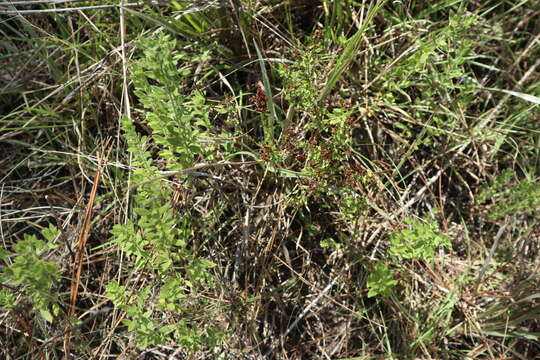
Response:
[318, 0, 387, 102]
[491, 88, 540, 105]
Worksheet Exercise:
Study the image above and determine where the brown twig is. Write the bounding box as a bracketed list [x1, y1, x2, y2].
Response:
[63, 147, 109, 358]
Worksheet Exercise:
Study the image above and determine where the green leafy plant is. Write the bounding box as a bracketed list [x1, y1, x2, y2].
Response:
[478, 169, 540, 220]
[107, 123, 221, 350]
[104, 34, 223, 350]
[320, 237, 342, 251]
[388, 217, 451, 261]
[4, 0, 540, 357]
[0, 224, 61, 322]
[366, 217, 450, 298]
[277, 41, 324, 113]
[300, 108, 357, 186]
[131, 33, 213, 170]
[338, 189, 368, 223]
[366, 262, 398, 298]
[379, 8, 480, 141]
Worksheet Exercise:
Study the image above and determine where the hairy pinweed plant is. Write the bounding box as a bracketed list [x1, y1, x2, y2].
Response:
[3, 0, 540, 357]
[302, 108, 356, 186]
[277, 41, 324, 113]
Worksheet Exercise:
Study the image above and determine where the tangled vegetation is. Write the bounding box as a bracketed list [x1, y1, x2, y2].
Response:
[1, 0, 539, 358]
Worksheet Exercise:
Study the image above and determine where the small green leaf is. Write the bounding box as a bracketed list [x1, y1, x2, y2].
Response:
[366, 263, 397, 298]
[41, 223, 60, 242]
[40, 308, 53, 323]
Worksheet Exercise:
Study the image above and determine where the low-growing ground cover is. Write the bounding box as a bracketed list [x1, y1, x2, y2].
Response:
[1, 0, 539, 358]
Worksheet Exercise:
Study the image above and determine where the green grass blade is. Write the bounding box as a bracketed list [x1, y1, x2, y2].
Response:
[318, 0, 387, 102]
[488, 88, 540, 105]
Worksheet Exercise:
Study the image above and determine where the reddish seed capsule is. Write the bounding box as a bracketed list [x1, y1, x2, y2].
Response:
[321, 148, 332, 159]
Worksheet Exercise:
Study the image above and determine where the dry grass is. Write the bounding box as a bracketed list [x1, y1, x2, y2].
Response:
[1, 0, 539, 359]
